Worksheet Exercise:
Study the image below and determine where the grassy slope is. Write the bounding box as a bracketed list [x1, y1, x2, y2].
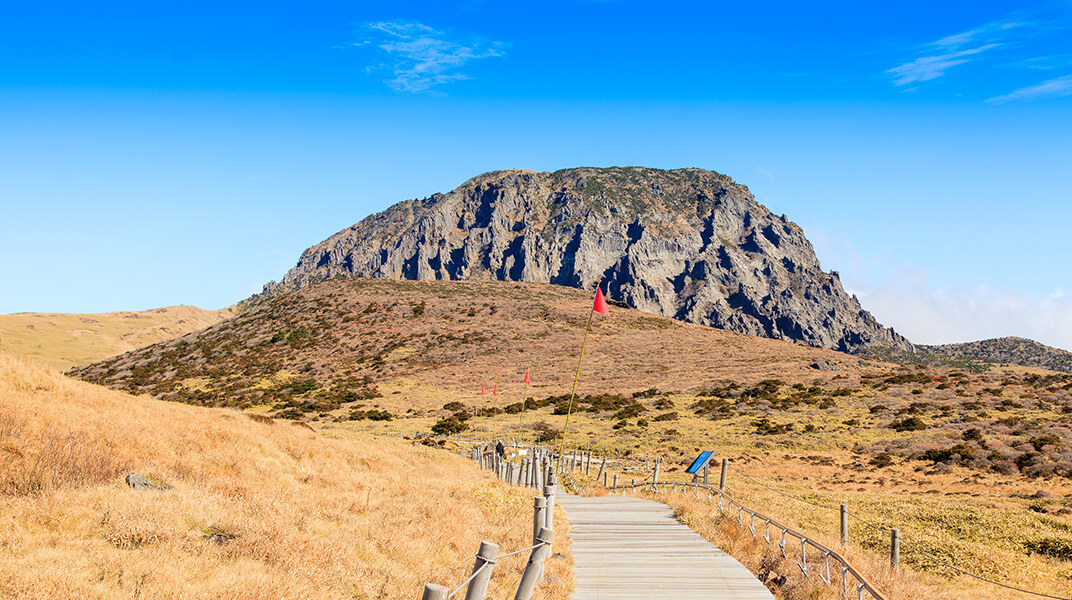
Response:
[58, 278, 1072, 597]
[0, 305, 235, 371]
[0, 352, 571, 599]
[921, 337, 1072, 374]
[69, 278, 860, 411]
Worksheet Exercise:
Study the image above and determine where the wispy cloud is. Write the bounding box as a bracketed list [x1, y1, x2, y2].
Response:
[987, 74, 1072, 102]
[353, 20, 504, 93]
[887, 44, 1001, 85]
[886, 16, 1034, 86]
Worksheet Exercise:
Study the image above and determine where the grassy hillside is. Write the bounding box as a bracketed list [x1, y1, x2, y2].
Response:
[63, 278, 1072, 598]
[69, 278, 861, 412]
[921, 337, 1072, 374]
[0, 305, 235, 371]
[0, 352, 571, 599]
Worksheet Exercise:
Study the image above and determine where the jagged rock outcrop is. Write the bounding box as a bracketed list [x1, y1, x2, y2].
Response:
[260, 167, 911, 353]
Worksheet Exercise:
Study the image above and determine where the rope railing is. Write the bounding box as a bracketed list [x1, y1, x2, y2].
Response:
[726, 467, 1071, 599]
[422, 444, 560, 600]
[607, 479, 888, 600]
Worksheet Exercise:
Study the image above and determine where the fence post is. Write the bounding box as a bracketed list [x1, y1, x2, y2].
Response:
[464, 541, 498, 600]
[612, 473, 618, 491]
[422, 583, 448, 600]
[719, 458, 728, 490]
[513, 527, 554, 600]
[703, 463, 709, 485]
[544, 471, 556, 530]
[533, 496, 547, 544]
[840, 504, 849, 545]
[585, 451, 591, 475]
[596, 457, 606, 482]
[653, 462, 660, 485]
[603, 470, 608, 487]
[890, 529, 900, 571]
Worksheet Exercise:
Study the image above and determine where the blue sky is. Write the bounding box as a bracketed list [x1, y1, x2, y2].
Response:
[2, 0, 1071, 350]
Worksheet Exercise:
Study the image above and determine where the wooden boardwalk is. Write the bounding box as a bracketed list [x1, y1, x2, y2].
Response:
[557, 494, 775, 600]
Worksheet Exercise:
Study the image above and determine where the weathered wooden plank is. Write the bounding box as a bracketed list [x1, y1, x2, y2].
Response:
[558, 494, 775, 600]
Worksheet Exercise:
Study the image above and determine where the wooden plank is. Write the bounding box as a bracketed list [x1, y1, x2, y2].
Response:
[557, 495, 775, 600]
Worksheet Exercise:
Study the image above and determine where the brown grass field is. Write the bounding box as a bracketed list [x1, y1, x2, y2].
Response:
[42, 278, 1072, 598]
[0, 352, 572, 599]
[0, 305, 234, 371]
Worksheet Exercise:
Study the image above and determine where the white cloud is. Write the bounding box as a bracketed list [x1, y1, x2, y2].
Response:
[987, 74, 1072, 103]
[887, 44, 1000, 85]
[885, 15, 1037, 87]
[356, 20, 504, 93]
[855, 270, 1072, 351]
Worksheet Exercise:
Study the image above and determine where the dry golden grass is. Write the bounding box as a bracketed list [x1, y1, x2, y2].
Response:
[0, 352, 571, 599]
[553, 455, 1072, 600]
[0, 305, 234, 371]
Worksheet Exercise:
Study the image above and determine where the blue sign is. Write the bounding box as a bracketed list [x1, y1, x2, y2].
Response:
[686, 451, 715, 474]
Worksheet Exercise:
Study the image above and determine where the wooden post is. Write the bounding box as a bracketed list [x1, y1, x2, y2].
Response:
[719, 458, 728, 490]
[422, 583, 448, 600]
[464, 541, 498, 600]
[596, 457, 606, 482]
[533, 496, 546, 545]
[603, 470, 608, 487]
[544, 472, 556, 530]
[890, 529, 900, 571]
[703, 464, 709, 485]
[612, 473, 618, 491]
[513, 527, 554, 600]
[585, 451, 591, 475]
[840, 504, 849, 545]
[653, 462, 660, 485]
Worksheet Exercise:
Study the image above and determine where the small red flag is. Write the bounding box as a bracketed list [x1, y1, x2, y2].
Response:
[492, 384, 498, 396]
[593, 285, 609, 315]
[481, 385, 486, 395]
[523, 369, 531, 384]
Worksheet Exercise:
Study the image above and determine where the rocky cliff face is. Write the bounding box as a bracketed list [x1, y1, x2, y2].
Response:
[261, 167, 911, 353]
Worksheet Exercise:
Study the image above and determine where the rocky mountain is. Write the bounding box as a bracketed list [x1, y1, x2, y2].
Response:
[920, 337, 1072, 374]
[260, 167, 910, 353]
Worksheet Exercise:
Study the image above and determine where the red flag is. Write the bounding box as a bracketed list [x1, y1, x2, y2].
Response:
[492, 384, 498, 396]
[481, 385, 486, 395]
[523, 369, 531, 384]
[593, 285, 609, 315]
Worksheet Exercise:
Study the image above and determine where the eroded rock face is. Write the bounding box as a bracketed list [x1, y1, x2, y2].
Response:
[260, 167, 911, 353]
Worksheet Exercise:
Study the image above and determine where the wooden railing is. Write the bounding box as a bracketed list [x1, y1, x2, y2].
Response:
[610, 479, 887, 600]
[421, 446, 560, 600]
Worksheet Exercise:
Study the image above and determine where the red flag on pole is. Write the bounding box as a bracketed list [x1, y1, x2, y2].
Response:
[593, 285, 609, 315]
[492, 384, 498, 396]
[523, 369, 531, 384]
[481, 385, 486, 395]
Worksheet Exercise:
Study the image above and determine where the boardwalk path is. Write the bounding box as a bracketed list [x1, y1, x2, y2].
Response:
[557, 494, 775, 600]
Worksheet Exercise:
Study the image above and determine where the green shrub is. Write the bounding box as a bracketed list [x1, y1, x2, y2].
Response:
[871, 452, 895, 468]
[1026, 537, 1072, 560]
[432, 416, 468, 435]
[889, 417, 926, 432]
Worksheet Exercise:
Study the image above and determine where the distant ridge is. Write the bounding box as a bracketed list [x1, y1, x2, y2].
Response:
[0, 305, 234, 370]
[258, 167, 911, 353]
[920, 337, 1072, 374]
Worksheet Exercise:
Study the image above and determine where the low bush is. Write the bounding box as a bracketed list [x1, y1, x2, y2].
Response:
[889, 417, 927, 432]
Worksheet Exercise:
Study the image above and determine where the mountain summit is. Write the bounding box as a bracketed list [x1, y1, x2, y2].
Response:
[261, 167, 910, 353]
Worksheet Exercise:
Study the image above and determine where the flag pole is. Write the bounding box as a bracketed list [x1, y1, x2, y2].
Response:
[557, 277, 602, 457]
[517, 362, 531, 447]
